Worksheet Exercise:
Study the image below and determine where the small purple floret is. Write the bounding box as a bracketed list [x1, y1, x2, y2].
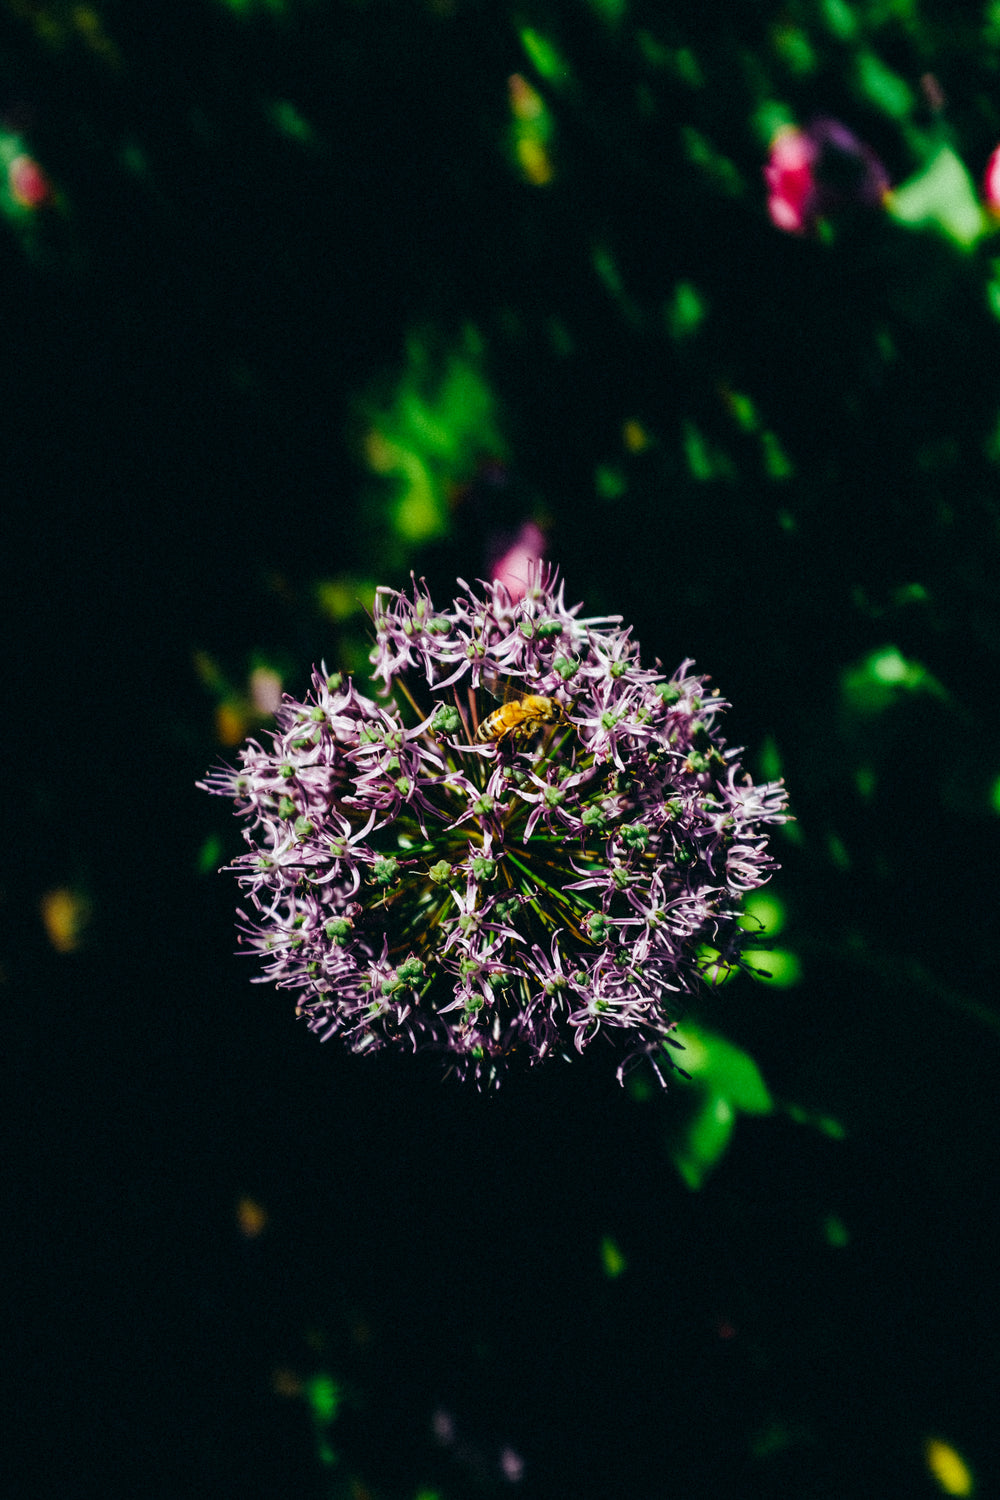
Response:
[200, 568, 788, 1086]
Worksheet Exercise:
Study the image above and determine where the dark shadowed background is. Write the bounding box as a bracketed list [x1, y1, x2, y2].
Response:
[4, 2, 999, 1496]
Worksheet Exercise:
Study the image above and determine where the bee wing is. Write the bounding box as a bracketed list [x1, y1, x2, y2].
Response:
[480, 669, 520, 705]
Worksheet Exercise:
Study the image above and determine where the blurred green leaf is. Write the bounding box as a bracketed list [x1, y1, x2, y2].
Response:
[681, 127, 744, 196]
[821, 0, 858, 41]
[600, 1235, 627, 1277]
[742, 948, 802, 988]
[726, 390, 758, 432]
[216, 0, 287, 14]
[595, 464, 627, 499]
[761, 429, 795, 479]
[681, 419, 734, 481]
[197, 832, 224, 876]
[753, 100, 795, 146]
[672, 1093, 735, 1190]
[667, 280, 707, 340]
[358, 326, 505, 557]
[587, 0, 627, 23]
[741, 892, 786, 937]
[925, 1437, 975, 1496]
[674, 1025, 773, 1109]
[519, 27, 572, 86]
[306, 1372, 342, 1426]
[823, 1215, 851, 1247]
[889, 146, 986, 248]
[855, 50, 914, 120]
[772, 24, 817, 76]
[840, 646, 947, 716]
[784, 1103, 846, 1140]
[265, 99, 316, 147]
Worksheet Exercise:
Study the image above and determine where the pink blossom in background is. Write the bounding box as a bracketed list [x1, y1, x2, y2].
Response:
[765, 126, 815, 232]
[8, 153, 53, 209]
[499, 1445, 525, 1482]
[431, 1409, 457, 1445]
[984, 144, 1000, 213]
[765, 119, 888, 235]
[249, 666, 283, 716]
[489, 520, 547, 601]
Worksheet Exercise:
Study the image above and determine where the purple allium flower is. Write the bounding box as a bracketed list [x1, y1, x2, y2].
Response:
[200, 569, 788, 1086]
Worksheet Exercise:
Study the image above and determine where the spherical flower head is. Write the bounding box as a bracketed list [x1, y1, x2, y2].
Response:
[765, 119, 888, 235]
[200, 568, 788, 1087]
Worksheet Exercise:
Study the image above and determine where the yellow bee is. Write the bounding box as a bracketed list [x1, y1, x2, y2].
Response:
[475, 673, 567, 745]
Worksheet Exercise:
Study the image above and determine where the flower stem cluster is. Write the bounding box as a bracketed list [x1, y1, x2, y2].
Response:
[201, 569, 788, 1086]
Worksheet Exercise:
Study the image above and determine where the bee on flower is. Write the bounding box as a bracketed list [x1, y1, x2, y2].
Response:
[200, 567, 788, 1086]
[474, 670, 568, 745]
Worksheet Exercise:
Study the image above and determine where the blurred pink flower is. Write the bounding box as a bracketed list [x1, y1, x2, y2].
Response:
[499, 1445, 525, 1482]
[489, 521, 547, 602]
[984, 144, 1000, 213]
[765, 119, 888, 235]
[765, 127, 815, 232]
[8, 153, 53, 209]
[249, 666, 283, 716]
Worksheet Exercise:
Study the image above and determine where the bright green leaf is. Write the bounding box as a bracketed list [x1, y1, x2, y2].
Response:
[772, 24, 817, 75]
[840, 646, 946, 715]
[742, 947, 802, 987]
[697, 943, 739, 986]
[821, 0, 857, 40]
[889, 146, 987, 249]
[519, 28, 571, 85]
[855, 50, 914, 120]
[753, 100, 795, 147]
[741, 892, 786, 937]
[674, 1025, 773, 1114]
[306, 1373, 342, 1426]
[672, 1092, 735, 1189]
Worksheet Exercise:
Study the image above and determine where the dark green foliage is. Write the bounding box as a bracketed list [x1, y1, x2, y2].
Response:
[6, 2, 999, 1496]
